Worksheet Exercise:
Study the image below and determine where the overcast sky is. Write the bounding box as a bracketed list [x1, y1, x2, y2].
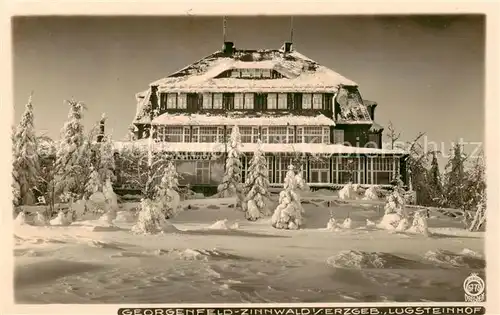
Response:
[12, 15, 485, 159]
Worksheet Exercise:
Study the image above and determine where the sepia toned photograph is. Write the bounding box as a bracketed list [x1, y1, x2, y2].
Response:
[10, 14, 487, 305]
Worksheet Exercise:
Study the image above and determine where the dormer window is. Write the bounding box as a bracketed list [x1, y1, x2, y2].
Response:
[221, 68, 278, 79]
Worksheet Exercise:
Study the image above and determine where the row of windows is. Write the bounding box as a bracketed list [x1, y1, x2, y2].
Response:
[217, 68, 284, 79]
[159, 92, 334, 112]
[176, 157, 399, 185]
[155, 126, 334, 144]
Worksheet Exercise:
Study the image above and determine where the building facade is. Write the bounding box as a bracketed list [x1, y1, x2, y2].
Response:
[116, 41, 408, 191]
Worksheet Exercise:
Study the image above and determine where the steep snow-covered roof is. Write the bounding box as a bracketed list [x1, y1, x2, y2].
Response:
[133, 47, 377, 125]
[152, 112, 335, 126]
[335, 86, 372, 124]
[114, 140, 407, 155]
[150, 49, 357, 92]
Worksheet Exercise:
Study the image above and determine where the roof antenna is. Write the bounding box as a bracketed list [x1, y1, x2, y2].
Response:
[223, 16, 227, 42]
[290, 16, 294, 43]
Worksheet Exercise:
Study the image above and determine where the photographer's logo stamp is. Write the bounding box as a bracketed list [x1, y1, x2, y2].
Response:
[463, 273, 485, 302]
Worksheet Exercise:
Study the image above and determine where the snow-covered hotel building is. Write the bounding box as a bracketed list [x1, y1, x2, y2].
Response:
[117, 41, 409, 191]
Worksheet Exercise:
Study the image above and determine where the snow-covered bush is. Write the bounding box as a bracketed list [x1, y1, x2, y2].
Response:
[155, 160, 181, 219]
[132, 198, 177, 234]
[243, 139, 270, 221]
[407, 210, 429, 236]
[395, 217, 409, 232]
[103, 178, 118, 211]
[14, 212, 28, 225]
[295, 168, 309, 193]
[363, 186, 380, 201]
[50, 211, 71, 226]
[208, 219, 233, 230]
[366, 219, 376, 228]
[339, 182, 356, 200]
[326, 217, 339, 230]
[87, 191, 107, 215]
[378, 176, 408, 230]
[12, 95, 40, 206]
[341, 217, 353, 229]
[271, 164, 304, 230]
[217, 125, 244, 208]
[33, 211, 49, 226]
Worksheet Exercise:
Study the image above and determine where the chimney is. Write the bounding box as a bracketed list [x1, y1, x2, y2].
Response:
[283, 41, 293, 53]
[97, 114, 106, 143]
[222, 41, 234, 55]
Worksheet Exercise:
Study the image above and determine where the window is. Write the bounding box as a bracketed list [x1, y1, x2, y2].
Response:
[266, 156, 274, 183]
[312, 93, 323, 109]
[302, 93, 312, 109]
[191, 126, 224, 143]
[244, 93, 254, 109]
[178, 93, 187, 109]
[297, 127, 330, 144]
[264, 126, 294, 144]
[231, 70, 240, 78]
[288, 93, 302, 110]
[213, 93, 223, 109]
[195, 161, 210, 184]
[241, 155, 250, 183]
[277, 156, 293, 183]
[234, 93, 244, 109]
[183, 127, 190, 142]
[254, 93, 267, 110]
[202, 93, 212, 109]
[369, 157, 396, 185]
[200, 127, 218, 143]
[323, 127, 330, 143]
[277, 93, 287, 109]
[323, 94, 334, 112]
[186, 93, 200, 110]
[333, 129, 345, 144]
[163, 126, 183, 142]
[222, 93, 234, 110]
[241, 69, 251, 78]
[239, 126, 260, 143]
[268, 93, 277, 110]
[310, 160, 330, 183]
[337, 157, 364, 184]
[167, 93, 177, 109]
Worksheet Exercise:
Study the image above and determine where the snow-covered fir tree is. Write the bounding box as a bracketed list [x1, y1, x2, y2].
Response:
[378, 175, 408, 230]
[85, 166, 102, 195]
[243, 139, 270, 221]
[428, 151, 444, 204]
[271, 164, 304, 230]
[132, 127, 177, 234]
[294, 166, 309, 193]
[407, 210, 429, 236]
[218, 125, 244, 208]
[54, 100, 86, 197]
[155, 159, 181, 219]
[132, 198, 177, 234]
[12, 94, 40, 205]
[443, 144, 467, 209]
[98, 132, 116, 184]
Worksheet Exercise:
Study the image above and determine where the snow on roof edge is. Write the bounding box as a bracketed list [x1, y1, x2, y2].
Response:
[151, 113, 336, 126]
[114, 140, 408, 155]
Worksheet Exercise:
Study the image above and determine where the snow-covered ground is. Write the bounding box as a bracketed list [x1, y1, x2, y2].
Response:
[14, 194, 484, 303]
